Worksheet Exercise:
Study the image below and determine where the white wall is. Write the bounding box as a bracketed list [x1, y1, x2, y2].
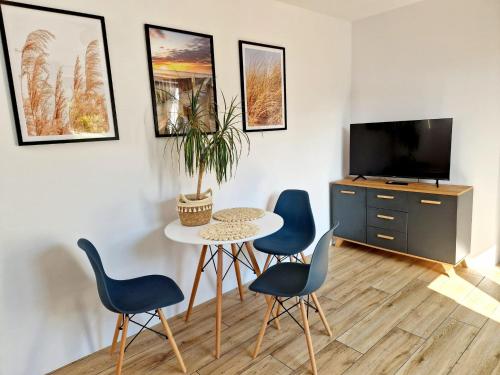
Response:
[0, 0, 351, 373]
[351, 0, 500, 263]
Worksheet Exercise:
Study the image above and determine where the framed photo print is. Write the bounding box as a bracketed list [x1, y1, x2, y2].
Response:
[239, 41, 287, 132]
[0, 1, 118, 145]
[145, 24, 217, 137]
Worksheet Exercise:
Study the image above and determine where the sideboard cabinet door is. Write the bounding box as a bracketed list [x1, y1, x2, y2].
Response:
[331, 185, 366, 243]
[407, 193, 457, 264]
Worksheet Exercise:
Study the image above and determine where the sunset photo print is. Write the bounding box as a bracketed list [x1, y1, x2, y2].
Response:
[145, 25, 217, 136]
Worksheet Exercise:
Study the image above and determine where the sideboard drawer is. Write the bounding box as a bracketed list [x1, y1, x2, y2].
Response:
[367, 207, 408, 233]
[367, 189, 408, 212]
[332, 185, 366, 243]
[367, 226, 407, 252]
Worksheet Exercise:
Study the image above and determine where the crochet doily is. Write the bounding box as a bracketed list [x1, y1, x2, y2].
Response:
[199, 222, 259, 241]
[212, 207, 265, 222]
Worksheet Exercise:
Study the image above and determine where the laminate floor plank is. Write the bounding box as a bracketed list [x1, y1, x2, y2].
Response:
[398, 292, 457, 338]
[449, 317, 500, 375]
[337, 279, 433, 353]
[343, 328, 424, 375]
[395, 318, 478, 375]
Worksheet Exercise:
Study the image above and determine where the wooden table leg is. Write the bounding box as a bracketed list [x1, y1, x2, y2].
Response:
[185, 245, 208, 322]
[245, 241, 281, 330]
[231, 243, 244, 301]
[215, 245, 223, 359]
[245, 241, 262, 276]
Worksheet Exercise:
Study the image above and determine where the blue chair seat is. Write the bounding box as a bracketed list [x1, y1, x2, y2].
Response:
[253, 229, 312, 256]
[109, 275, 184, 314]
[249, 262, 310, 297]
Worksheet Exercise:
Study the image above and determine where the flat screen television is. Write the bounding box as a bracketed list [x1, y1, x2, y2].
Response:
[350, 118, 452, 181]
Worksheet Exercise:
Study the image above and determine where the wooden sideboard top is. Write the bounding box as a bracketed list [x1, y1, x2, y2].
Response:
[332, 178, 473, 196]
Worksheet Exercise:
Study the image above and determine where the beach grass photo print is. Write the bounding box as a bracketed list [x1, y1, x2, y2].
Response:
[145, 24, 217, 137]
[239, 41, 287, 132]
[0, 1, 118, 145]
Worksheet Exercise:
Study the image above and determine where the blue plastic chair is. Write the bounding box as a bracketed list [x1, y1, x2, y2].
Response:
[253, 190, 316, 269]
[78, 238, 187, 374]
[250, 225, 338, 375]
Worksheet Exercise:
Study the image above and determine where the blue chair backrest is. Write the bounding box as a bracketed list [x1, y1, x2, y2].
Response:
[78, 238, 117, 312]
[275, 189, 316, 242]
[300, 223, 339, 295]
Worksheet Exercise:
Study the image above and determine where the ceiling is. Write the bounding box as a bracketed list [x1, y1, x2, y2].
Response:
[276, 0, 425, 21]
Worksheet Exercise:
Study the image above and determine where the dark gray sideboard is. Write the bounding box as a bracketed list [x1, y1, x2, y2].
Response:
[330, 179, 473, 273]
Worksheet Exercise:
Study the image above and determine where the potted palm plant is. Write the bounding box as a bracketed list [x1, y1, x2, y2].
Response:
[168, 84, 250, 226]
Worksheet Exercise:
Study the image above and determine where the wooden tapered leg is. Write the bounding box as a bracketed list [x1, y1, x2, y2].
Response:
[231, 243, 244, 302]
[110, 314, 123, 354]
[185, 245, 208, 321]
[442, 263, 456, 277]
[262, 254, 272, 272]
[245, 241, 262, 276]
[157, 309, 187, 373]
[334, 238, 344, 248]
[310, 293, 332, 337]
[300, 252, 308, 264]
[299, 299, 318, 375]
[459, 258, 469, 268]
[245, 241, 281, 330]
[252, 296, 275, 359]
[215, 245, 223, 359]
[275, 297, 282, 326]
[115, 314, 128, 375]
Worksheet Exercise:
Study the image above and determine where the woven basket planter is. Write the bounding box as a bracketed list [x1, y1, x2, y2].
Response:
[177, 189, 213, 226]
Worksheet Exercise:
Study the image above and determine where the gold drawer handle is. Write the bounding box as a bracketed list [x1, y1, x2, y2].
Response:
[377, 194, 394, 200]
[340, 190, 356, 195]
[377, 214, 394, 221]
[377, 234, 395, 240]
[421, 199, 442, 205]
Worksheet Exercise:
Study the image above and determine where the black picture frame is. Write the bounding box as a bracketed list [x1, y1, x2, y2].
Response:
[239, 40, 287, 132]
[145, 24, 218, 137]
[0, 1, 119, 146]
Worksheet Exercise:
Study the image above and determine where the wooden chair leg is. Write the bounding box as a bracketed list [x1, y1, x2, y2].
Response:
[335, 238, 344, 248]
[110, 314, 123, 354]
[185, 245, 208, 321]
[263, 254, 272, 272]
[310, 293, 332, 337]
[275, 297, 281, 326]
[300, 252, 308, 264]
[245, 242, 281, 330]
[215, 245, 223, 359]
[115, 314, 128, 375]
[231, 244, 244, 301]
[299, 299, 318, 375]
[157, 309, 187, 373]
[252, 297, 275, 359]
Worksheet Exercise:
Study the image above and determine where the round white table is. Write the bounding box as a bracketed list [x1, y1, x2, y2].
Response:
[164, 211, 283, 358]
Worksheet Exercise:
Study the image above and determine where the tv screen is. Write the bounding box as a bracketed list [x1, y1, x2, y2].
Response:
[350, 119, 452, 180]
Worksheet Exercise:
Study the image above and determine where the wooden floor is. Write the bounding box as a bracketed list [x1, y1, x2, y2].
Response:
[53, 242, 500, 375]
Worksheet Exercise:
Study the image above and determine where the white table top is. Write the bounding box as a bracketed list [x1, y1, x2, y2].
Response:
[164, 211, 283, 246]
